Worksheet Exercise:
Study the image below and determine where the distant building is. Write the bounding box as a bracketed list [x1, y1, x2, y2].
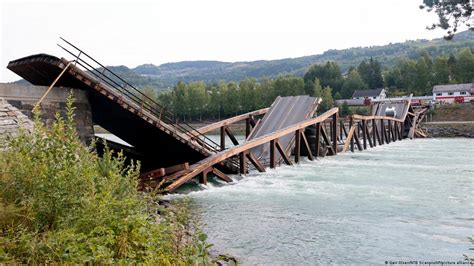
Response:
[432, 83, 473, 103]
[351, 88, 386, 100]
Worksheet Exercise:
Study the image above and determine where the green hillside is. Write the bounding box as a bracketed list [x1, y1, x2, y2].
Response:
[16, 31, 474, 90]
[112, 31, 473, 90]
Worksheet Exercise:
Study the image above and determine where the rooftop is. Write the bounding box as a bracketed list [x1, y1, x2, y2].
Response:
[352, 88, 384, 98]
[432, 83, 473, 93]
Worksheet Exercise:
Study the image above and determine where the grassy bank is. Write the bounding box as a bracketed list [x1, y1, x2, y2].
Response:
[430, 102, 474, 122]
[0, 96, 213, 264]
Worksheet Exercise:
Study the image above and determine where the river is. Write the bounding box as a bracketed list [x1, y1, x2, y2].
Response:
[184, 138, 474, 264]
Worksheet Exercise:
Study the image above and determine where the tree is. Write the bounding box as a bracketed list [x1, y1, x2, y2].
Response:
[208, 86, 222, 120]
[186, 81, 207, 120]
[340, 101, 351, 116]
[312, 78, 323, 98]
[239, 78, 257, 113]
[414, 57, 431, 95]
[315, 84, 334, 113]
[304, 62, 343, 95]
[357, 58, 383, 89]
[396, 59, 418, 94]
[454, 48, 474, 83]
[432, 56, 450, 84]
[222, 82, 240, 116]
[173, 81, 188, 121]
[342, 69, 368, 98]
[420, 0, 473, 40]
[448, 53, 457, 81]
[273, 75, 305, 98]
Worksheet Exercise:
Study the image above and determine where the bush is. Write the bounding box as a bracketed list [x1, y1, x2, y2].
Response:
[0, 95, 211, 264]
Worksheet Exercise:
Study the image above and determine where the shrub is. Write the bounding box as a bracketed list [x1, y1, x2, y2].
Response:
[0, 94, 211, 264]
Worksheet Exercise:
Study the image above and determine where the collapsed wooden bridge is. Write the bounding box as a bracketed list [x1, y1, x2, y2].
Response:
[7, 39, 428, 193]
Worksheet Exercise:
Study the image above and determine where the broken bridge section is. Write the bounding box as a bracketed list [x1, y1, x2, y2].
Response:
[247, 96, 320, 166]
[7, 39, 228, 172]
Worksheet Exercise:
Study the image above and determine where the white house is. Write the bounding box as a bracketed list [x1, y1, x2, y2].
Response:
[351, 88, 386, 100]
[432, 83, 473, 103]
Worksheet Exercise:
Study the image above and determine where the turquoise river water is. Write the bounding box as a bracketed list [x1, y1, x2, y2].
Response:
[181, 138, 474, 264]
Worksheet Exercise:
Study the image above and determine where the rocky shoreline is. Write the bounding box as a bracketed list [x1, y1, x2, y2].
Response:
[421, 122, 474, 138]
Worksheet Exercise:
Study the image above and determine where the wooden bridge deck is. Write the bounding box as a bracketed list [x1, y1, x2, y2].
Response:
[7, 45, 227, 172]
[148, 98, 428, 193]
[6, 39, 429, 193]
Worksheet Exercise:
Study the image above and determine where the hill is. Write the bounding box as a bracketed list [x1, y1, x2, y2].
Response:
[17, 31, 474, 90]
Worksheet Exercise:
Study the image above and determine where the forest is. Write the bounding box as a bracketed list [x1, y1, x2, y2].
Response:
[149, 47, 473, 121]
[101, 30, 473, 90]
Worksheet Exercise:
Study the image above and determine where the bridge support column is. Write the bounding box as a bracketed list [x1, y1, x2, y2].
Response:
[380, 119, 385, 145]
[350, 116, 354, 152]
[332, 113, 338, 155]
[295, 129, 301, 163]
[399, 122, 404, 140]
[362, 120, 367, 150]
[239, 151, 248, 174]
[387, 120, 391, 144]
[246, 117, 251, 137]
[372, 119, 377, 147]
[270, 139, 276, 168]
[220, 126, 226, 151]
[315, 123, 321, 158]
[200, 168, 210, 185]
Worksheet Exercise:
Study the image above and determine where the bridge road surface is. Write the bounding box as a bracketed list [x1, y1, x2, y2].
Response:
[247, 96, 319, 166]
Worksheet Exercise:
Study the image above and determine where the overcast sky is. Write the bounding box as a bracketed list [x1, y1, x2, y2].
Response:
[1, 0, 452, 82]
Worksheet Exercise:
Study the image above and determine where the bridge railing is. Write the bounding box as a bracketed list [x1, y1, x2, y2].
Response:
[57, 38, 222, 154]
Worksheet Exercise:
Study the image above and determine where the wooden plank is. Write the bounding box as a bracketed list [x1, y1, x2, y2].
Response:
[199, 170, 208, 185]
[163, 169, 192, 182]
[380, 119, 385, 145]
[166, 108, 338, 192]
[245, 117, 251, 137]
[212, 168, 233, 182]
[362, 120, 367, 149]
[392, 120, 396, 142]
[349, 117, 354, 152]
[353, 130, 363, 151]
[295, 129, 301, 163]
[375, 120, 382, 145]
[239, 151, 247, 174]
[139, 167, 165, 180]
[163, 162, 189, 175]
[301, 131, 314, 161]
[270, 139, 276, 168]
[332, 113, 338, 155]
[320, 126, 335, 155]
[192, 108, 269, 135]
[387, 120, 391, 144]
[342, 126, 356, 152]
[352, 114, 404, 123]
[372, 119, 377, 147]
[249, 116, 257, 127]
[225, 126, 240, 146]
[315, 123, 321, 158]
[247, 152, 266, 172]
[400, 122, 404, 140]
[276, 139, 293, 166]
[365, 121, 373, 148]
[220, 126, 225, 150]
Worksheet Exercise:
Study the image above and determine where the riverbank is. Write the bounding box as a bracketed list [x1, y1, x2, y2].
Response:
[422, 121, 474, 138]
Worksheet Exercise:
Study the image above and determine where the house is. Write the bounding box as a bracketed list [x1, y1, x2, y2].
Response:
[351, 88, 386, 100]
[432, 83, 473, 103]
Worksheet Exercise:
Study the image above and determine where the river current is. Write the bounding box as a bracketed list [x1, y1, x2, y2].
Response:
[184, 138, 474, 264]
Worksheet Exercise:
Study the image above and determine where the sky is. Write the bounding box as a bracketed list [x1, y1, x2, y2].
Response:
[0, 0, 453, 82]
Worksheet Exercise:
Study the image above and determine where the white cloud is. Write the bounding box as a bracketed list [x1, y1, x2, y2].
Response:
[0, 0, 451, 82]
